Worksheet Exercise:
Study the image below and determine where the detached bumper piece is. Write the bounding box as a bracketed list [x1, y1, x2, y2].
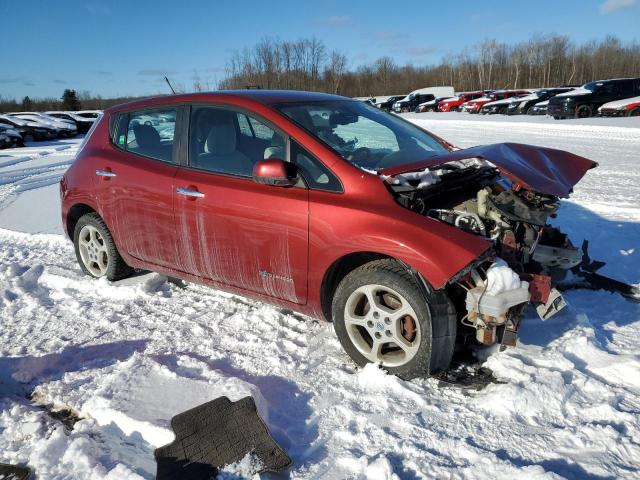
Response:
[559, 240, 640, 301]
[0, 463, 32, 480]
[155, 396, 292, 480]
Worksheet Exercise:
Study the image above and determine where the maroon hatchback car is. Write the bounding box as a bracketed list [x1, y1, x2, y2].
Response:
[61, 90, 598, 379]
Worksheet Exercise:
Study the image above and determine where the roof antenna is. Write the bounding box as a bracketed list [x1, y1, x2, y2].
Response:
[164, 76, 176, 94]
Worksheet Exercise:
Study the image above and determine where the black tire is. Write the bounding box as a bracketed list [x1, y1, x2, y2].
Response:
[575, 104, 593, 118]
[628, 107, 640, 117]
[332, 259, 456, 379]
[73, 212, 133, 281]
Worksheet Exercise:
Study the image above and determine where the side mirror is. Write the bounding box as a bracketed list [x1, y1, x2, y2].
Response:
[253, 159, 298, 187]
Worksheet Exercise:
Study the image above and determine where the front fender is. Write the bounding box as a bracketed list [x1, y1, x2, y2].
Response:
[308, 195, 491, 303]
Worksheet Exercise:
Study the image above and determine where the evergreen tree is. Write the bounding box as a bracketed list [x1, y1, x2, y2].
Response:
[21, 96, 33, 110]
[61, 89, 81, 111]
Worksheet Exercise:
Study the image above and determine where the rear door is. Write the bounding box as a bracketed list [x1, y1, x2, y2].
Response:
[172, 104, 309, 304]
[97, 107, 182, 268]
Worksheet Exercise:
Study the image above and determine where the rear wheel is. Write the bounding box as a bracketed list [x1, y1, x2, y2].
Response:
[628, 107, 640, 117]
[575, 104, 593, 118]
[73, 213, 133, 281]
[332, 259, 456, 379]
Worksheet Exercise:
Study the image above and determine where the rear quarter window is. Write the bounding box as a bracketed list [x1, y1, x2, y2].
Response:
[111, 108, 177, 163]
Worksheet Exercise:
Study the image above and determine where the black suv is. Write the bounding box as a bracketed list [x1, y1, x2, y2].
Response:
[393, 93, 435, 113]
[547, 78, 640, 119]
[376, 95, 407, 112]
[507, 87, 574, 115]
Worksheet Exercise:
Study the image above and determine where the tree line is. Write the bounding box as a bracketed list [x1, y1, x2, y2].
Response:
[1, 33, 639, 113]
[0, 90, 143, 113]
[220, 34, 640, 96]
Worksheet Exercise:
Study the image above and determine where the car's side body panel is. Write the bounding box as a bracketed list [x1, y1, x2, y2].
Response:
[172, 167, 310, 304]
[61, 91, 493, 320]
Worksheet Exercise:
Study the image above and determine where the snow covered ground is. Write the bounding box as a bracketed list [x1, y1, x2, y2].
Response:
[0, 114, 639, 479]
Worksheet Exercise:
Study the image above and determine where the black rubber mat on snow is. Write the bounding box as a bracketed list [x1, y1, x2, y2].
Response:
[0, 463, 32, 480]
[435, 364, 504, 391]
[155, 396, 291, 480]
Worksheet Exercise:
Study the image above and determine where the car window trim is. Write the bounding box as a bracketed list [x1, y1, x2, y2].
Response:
[182, 102, 295, 181]
[108, 104, 183, 166]
[182, 102, 344, 193]
[290, 140, 344, 194]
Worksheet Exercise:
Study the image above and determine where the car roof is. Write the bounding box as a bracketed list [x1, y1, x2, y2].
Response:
[107, 90, 351, 113]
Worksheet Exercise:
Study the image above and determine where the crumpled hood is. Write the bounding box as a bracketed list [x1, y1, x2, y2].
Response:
[379, 143, 598, 198]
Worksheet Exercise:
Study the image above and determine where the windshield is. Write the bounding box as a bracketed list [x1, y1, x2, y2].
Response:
[582, 82, 602, 91]
[276, 100, 448, 170]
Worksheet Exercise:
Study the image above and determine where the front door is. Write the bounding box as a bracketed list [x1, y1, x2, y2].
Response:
[173, 105, 309, 304]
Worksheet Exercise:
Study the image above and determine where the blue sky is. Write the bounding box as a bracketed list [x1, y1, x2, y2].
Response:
[2, 0, 639, 99]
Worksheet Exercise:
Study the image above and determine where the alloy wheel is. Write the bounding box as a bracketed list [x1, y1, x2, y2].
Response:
[78, 224, 110, 277]
[344, 284, 421, 367]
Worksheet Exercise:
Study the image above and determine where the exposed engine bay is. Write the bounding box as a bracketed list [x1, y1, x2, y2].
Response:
[382, 148, 638, 349]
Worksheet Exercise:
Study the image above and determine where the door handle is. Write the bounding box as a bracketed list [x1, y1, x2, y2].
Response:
[176, 187, 205, 198]
[96, 169, 116, 177]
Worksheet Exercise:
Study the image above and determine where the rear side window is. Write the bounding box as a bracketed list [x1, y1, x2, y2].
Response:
[600, 82, 618, 95]
[619, 80, 633, 95]
[113, 108, 177, 163]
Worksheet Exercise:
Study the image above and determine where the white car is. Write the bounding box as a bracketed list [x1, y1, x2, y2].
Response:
[74, 110, 103, 119]
[598, 95, 640, 117]
[9, 113, 77, 137]
[45, 111, 96, 133]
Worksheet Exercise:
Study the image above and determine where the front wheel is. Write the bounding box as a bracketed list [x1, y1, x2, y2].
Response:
[73, 213, 133, 281]
[628, 107, 640, 117]
[575, 104, 593, 118]
[332, 259, 456, 379]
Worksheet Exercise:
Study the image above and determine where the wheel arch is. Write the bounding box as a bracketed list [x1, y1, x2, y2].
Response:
[319, 251, 433, 322]
[65, 203, 98, 239]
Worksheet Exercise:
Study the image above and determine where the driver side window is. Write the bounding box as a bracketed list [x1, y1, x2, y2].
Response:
[189, 106, 286, 177]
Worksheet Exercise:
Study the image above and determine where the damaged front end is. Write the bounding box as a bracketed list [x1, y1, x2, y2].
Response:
[381, 143, 636, 349]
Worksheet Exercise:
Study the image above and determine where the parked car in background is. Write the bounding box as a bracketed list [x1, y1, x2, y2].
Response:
[0, 124, 24, 147]
[393, 86, 455, 113]
[598, 95, 640, 117]
[393, 93, 436, 113]
[0, 131, 11, 149]
[547, 78, 640, 119]
[480, 94, 529, 114]
[460, 90, 530, 113]
[45, 111, 95, 133]
[0, 115, 58, 141]
[375, 95, 407, 112]
[437, 91, 484, 112]
[416, 97, 450, 113]
[527, 100, 549, 115]
[74, 110, 103, 119]
[8, 113, 77, 137]
[506, 87, 575, 115]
